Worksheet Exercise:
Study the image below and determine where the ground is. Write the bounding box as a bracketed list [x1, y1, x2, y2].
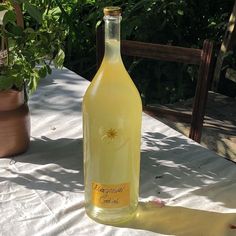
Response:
[156, 91, 236, 162]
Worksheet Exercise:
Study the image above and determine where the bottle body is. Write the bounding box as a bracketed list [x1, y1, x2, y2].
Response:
[83, 50, 142, 224]
[83, 8, 142, 224]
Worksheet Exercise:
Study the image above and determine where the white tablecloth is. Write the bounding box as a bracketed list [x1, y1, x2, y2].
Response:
[0, 68, 236, 236]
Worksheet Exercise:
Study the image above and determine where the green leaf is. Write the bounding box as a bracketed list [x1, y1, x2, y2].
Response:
[3, 10, 16, 26]
[0, 4, 9, 12]
[0, 75, 13, 90]
[44, 6, 61, 18]
[25, 2, 42, 24]
[12, 74, 23, 89]
[29, 72, 40, 93]
[95, 20, 102, 29]
[177, 9, 184, 16]
[5, 23, 23, 36]
[208, 22, 216, 28]
[53, 49, 65, 68]
[0, 10, 7, 25]
[46, 65, 52, 74]
[38, 66, 47, 78]
[24, 27, 35, 33]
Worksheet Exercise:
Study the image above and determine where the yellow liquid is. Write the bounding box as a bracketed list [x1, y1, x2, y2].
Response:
[83, 40, 142, 224]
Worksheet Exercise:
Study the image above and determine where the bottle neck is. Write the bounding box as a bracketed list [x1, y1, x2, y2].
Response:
[103, 15, 121, 62]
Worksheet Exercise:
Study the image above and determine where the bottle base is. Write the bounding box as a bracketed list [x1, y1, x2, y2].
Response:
[85, 204, 137, 225]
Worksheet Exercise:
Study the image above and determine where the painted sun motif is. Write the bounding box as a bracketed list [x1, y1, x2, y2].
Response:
[106, 128, 118, 140]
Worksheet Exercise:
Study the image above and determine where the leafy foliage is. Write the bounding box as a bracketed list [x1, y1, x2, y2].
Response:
[1, 0, 233, 101]
[50, 0, 233, 103]
[0, 0, 65, 94]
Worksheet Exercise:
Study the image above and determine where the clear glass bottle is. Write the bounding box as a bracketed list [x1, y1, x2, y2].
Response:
[83, 6, 142, 224]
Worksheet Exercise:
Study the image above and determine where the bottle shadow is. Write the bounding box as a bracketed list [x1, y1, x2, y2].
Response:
[116, 201, 236, 236]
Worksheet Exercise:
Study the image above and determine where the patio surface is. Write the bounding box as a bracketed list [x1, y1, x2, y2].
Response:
[157, 91, 236, 162]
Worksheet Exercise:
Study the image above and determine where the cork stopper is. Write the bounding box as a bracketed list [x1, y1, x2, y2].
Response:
[103, 6, 121, 16]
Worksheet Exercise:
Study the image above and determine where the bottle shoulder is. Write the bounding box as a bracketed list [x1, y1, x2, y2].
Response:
[90, 60, 138, 90]
[84, 61, 142, 108]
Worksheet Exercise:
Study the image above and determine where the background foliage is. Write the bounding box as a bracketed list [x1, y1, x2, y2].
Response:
[30, 0, 235, 102]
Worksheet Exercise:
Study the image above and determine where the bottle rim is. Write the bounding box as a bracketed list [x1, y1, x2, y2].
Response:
[103, 6, 121, 16]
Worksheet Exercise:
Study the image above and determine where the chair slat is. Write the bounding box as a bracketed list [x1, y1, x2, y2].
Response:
[145, 105, 192, 123]
[122, 40, 202, 65]
[189, 40, 214, 142]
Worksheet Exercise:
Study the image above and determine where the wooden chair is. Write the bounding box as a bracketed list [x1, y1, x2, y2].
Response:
[96, 23, 214, 143]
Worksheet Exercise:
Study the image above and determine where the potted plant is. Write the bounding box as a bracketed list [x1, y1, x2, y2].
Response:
[0, 1, 65, 157]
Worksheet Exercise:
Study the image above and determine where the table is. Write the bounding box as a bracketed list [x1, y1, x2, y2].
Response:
[0, 67, 236, 236]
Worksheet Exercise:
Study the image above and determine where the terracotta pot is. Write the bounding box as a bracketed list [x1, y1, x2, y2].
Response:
[0, 89, 30, 158]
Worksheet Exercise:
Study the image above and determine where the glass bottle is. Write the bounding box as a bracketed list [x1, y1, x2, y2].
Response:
[83, 6, 142, 224]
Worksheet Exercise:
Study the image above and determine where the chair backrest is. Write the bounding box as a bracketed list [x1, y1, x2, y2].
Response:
[96, 23, 214, 143]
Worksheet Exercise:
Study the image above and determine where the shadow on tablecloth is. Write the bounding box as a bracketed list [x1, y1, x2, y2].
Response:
[2, 132, 235, 234]
[140, 131, 236, 210]
[116, 201, 236, 236]
[0, 137, 84, 193]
